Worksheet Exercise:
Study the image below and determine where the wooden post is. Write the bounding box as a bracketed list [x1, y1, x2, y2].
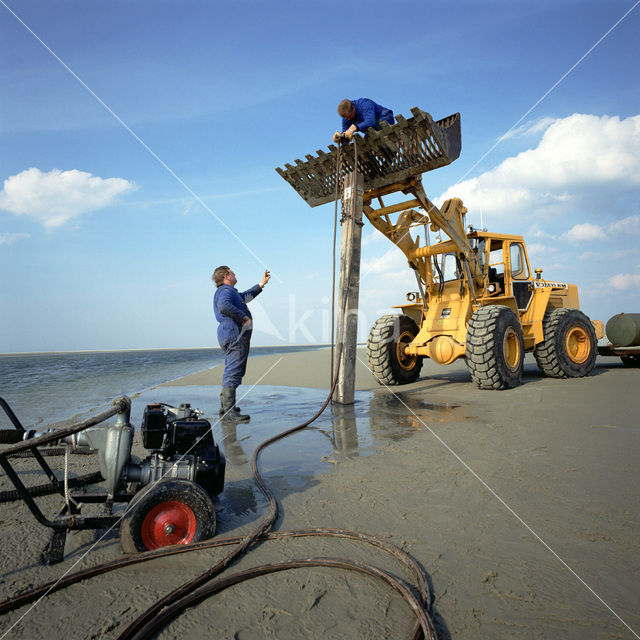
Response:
[336, 170, 364, 404]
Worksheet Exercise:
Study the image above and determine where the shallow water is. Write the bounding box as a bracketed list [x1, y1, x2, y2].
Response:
[0, 346, 326, 429]
[129, 384, 464, 531]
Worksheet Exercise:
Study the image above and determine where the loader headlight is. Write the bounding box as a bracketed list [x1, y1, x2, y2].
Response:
[487, 284, 496, 293]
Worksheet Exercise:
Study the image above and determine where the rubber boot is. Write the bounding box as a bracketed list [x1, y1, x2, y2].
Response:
[220, 388, 250, 422]
[219, 390, 242, 416]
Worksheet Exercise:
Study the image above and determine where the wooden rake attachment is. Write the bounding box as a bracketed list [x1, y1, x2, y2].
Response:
[276, 108, 461, 207]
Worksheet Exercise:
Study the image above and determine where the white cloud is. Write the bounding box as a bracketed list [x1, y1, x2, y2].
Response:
[498, 117, 555, 142]
[362, 247, 408, 276]
[580, 248, 634, 261]
[0, 168, 135, 228]
[362, 229, 384, 246]
[526, 242, 553, 257]
[608, 214, 640, 235]
[609, 273, 640, 290]
[437, 114, 640, 219]
[526, 224, 555, 241]
[0, 232, 29, 246]
[563, 223, 607, 242]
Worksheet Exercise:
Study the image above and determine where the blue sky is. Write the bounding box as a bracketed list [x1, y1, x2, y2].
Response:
[1, 0, 639, 352]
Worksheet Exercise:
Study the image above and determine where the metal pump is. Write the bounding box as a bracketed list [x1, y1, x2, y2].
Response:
[3, 397, 226, 563]
[25, 402, 225, 500]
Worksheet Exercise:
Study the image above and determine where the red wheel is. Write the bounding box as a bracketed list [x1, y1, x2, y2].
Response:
[141, 500, 198, 549]
[120, 479, 216, 554]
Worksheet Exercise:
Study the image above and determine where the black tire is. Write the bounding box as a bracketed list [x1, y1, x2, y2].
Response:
[120, 479, 216, 554]
[534, 308, 597, 378]
[366, 314, 423, 385]
[465, 305, 524, 390]
[621, 354, 640, 367]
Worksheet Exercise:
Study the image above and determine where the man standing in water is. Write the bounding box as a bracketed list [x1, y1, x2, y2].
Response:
[212, 266, 271, 421]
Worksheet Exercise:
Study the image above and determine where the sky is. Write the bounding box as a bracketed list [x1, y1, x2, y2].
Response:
[0, 0, 639, 353]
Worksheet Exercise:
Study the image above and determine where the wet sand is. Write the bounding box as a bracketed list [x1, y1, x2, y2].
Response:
[0, 349, 638, 639]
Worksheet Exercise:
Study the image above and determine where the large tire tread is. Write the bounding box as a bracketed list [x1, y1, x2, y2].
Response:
[366, 314, 422, 385]
[534, 308, 597, 378]
[465, 306, 524, 390]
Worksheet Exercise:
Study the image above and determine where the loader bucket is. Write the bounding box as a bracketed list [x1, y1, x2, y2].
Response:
[276, 108, 461, 207]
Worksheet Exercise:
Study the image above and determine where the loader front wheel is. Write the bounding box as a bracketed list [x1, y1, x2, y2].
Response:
[366, 314, 423, 385]
[465, 306, 524, 390]
[534, 308, 597, 378]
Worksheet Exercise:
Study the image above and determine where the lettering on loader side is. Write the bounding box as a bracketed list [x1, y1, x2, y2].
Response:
[532, 281, 569, 289]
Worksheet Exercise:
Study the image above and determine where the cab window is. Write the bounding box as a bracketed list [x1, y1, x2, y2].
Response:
[510, 243, 529, 280]
[435, 252, 459, 281]
[488, 246, 504, 277]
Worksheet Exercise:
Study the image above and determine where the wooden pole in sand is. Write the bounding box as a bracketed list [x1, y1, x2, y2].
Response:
[336, 169, 364, 405]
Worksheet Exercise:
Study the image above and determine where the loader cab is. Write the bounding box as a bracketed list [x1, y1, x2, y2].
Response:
[476, 233, 533, 311]
[508, 241, 533, 310]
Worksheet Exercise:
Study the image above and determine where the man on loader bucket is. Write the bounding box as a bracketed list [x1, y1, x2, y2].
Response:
[333, 98, 395, 141]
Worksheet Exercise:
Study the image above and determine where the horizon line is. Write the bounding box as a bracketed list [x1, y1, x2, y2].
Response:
[0, 343, 349, 357]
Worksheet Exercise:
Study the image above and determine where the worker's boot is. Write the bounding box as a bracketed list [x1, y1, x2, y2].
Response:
[219, 390, 242, 416]
[219, 388, 250, 422]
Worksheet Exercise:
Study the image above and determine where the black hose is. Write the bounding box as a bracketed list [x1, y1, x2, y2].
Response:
[330, 141, 342, 386]
[135, 558, 433, 639]
[0, 471, 104, 503]
[0, 429, 24, 444]
[0, 528, 435, 640]
[0, 396, 129, 459]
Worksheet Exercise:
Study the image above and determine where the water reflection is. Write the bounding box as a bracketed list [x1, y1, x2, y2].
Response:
[326, 391, 461, 459]
[329, 404, 359, 456]
[220, 420, 248, 466]
[368, 391, 459, 444]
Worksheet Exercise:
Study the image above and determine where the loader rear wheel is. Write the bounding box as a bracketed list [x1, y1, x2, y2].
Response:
[366, 314, 423, 385]
[120, 479, 216, 553]
[465, 306, 524, 390]
[534, 308, 597, 378]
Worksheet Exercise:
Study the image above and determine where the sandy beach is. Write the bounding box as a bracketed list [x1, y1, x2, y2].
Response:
[0, 347, 638, 639]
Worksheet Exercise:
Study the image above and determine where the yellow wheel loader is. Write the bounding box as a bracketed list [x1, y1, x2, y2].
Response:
[277, 108, 604, 390]
[365, 216, 602, 389]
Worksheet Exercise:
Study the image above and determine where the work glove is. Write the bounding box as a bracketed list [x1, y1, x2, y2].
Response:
[344, 125, 358, 140]
[333, 131, 343, 142]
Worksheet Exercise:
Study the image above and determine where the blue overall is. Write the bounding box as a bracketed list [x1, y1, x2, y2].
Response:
[341, 98, 395, 134]
[214, 283, 262, 389]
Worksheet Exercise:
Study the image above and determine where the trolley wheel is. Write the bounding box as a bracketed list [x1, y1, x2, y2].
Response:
[621, 354, 640, 367]
[534, 308, 597, 378]
[120, 479, 216, 554]
[465, 305, 524, 390]
[366, 314, 423, 385]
